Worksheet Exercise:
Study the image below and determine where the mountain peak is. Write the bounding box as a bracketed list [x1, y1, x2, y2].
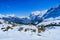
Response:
[43, 4, 60, 19]
[31, 10, 47, 17]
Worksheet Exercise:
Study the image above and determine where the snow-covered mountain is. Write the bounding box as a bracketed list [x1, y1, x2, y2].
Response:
[0, 4, 60, 25]
[0, 14, 32, 25]
[29, 10, 47, 24]
[0, 5, 60, 40]
[0, 10, 47, 25]
[1, 16, 32, 24]
[43, 5, 60, 19]
[0, 5, 60, 26]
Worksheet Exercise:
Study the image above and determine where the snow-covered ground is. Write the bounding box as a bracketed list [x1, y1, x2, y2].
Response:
[0, 23, 60, 40]
[40, 26, 60, 40]
[0, 17, 60, 40]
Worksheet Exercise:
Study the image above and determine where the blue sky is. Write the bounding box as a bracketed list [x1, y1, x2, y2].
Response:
[0, 0, 60, 16]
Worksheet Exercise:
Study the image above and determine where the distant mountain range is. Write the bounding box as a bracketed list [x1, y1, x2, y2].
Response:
[0, 5, 60, 25]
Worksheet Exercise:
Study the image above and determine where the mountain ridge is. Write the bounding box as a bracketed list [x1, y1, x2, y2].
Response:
[0, 5, 60, 25]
